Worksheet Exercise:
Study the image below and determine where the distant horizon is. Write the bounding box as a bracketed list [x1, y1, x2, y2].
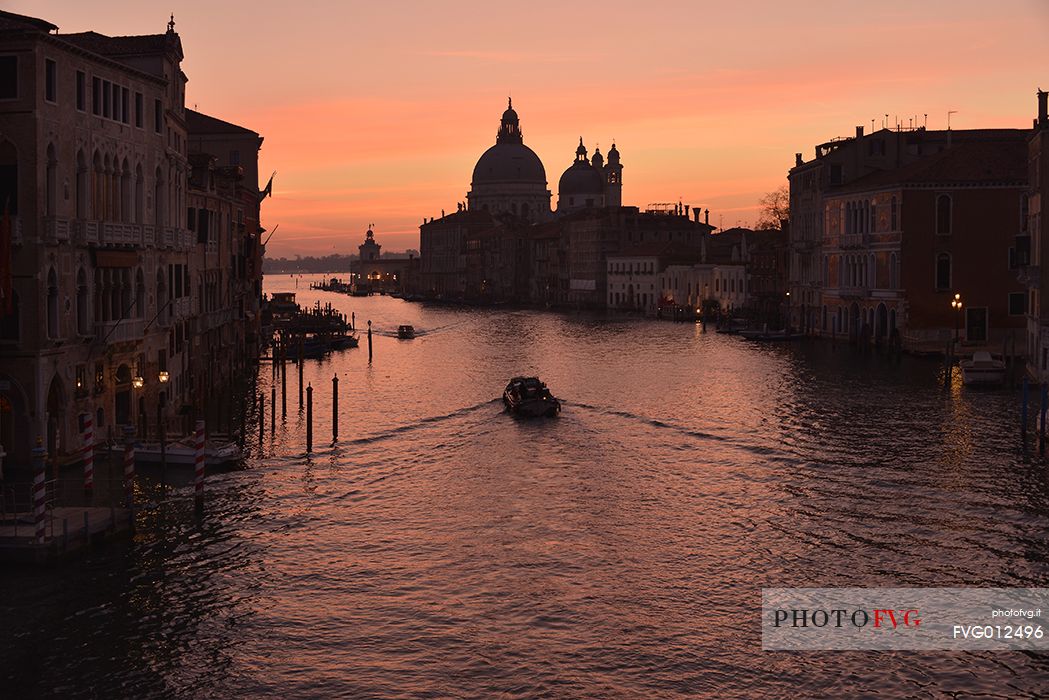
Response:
[15, 0, 1048, 256]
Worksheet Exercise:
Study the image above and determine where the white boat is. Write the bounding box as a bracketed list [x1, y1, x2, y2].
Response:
[109, 438, 241, 466]
[960, 351, 1006, 386]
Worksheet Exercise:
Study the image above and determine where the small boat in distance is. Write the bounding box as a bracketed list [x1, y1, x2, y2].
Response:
[503, 377, 561, 418]
[398, 325, 416, 339]
[960, 351, 1006, 386]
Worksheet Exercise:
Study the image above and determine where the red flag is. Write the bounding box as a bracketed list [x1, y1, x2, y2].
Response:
[0, 200, 11, 317]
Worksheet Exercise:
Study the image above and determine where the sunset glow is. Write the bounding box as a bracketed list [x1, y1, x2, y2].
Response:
[15, 0, 1049, 255]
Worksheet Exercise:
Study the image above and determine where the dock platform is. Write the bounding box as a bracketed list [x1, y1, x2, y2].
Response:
[0, 505, 132, 564]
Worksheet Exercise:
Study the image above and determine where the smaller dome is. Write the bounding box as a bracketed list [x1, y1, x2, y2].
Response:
[559, 161, 604, 197]
[575, 137, 587, 158]
[607, 142, 620, 164]
[591, 148, 604, 168]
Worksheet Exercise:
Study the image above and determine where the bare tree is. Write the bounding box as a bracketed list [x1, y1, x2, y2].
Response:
[756, 185, 789, 230]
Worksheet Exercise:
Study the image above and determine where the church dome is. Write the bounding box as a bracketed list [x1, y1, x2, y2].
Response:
[558, 161, 604, 196]
[558, 138, 603, 197]
[472, 143, 547, 185]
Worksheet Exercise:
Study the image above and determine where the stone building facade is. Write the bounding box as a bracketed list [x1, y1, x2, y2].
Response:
[0, 10, 266, 470]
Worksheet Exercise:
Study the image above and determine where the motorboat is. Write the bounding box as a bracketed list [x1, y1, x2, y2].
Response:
[109, 438, 241, 466]
[398, 325, 416, 339]
[960, 351, 1006, 386]
[503, 377, 561, 418]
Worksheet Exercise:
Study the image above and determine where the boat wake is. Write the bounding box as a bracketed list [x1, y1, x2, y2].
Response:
[335, 398, 503, 446]
[565, 400, 729, 443]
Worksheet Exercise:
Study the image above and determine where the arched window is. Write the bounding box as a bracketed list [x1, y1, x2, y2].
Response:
[870, 203, 877, 233]
[76, 149, 88, 219]
[0, 290, 19, 341]
[889, 252, 898, 289]
[47, 267, 59, 338]
[935, 253, 951, 290]
[121, 158, 131, 223]
[845, 202, 852, 235]
[76, 268, 89, 335]
[936, 194, 951, 235]
[92, 151, 104, 218]
[45, 143, 57, 216]
[154, 166, 165, 227]
[0, 140, 17, 215]
[135, 268, 145, 318]
[134, 164, 144, 224]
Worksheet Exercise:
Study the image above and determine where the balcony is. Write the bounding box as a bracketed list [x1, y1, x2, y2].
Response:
[162, 227, 175, 248]
[43, 216, 71, 243]
[839, 285, 869, 299]
[142, 224, 156, 247]
[842, 233, 869, 249]
[95, 318, 144, 345]
[72, 220, 99, 245]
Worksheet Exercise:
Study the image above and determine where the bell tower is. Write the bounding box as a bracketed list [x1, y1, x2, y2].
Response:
[604, 142, 623, 207]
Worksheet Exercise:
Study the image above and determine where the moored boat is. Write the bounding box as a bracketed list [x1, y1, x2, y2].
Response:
[960, 351, 1006, 386]
[739, 328, 804, 341]
[503, 377, 561, 418]
[109, 438, 241, 466]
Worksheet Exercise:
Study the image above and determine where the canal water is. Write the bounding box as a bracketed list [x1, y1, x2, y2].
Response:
[3, 274, 1049, 698]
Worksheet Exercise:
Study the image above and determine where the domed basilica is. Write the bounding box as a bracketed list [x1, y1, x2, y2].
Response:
[466, 99, 623, 220]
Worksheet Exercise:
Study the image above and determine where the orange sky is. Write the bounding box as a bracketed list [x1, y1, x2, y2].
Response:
[16, 1, 1049, 256]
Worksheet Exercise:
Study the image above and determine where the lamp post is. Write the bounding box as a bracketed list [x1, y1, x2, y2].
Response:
[785, 290, 791, 333]
[951, 293, 963, 345]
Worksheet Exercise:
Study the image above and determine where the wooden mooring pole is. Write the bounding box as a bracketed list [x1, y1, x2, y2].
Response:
[367, 320, 373, 362]
[332, 374, 339, 442]
[1022, 377, 1029, 443]
[271, 385, 276, 433]
[1040, 383, 1047, 456]
[259, 392, 264, 443]
[306, 383, 313, 453]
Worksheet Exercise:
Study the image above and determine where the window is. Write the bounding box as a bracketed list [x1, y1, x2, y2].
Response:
[230, 149, 240, 166]
[935, 253, 951, 290]
[92, 76, 101, 115]
[102, 80, 111, 118]
[135, 92, 143, 127]
[111, 82, 120, 121]
[0, 56, 16, 99]
[935, 194, 952, 235]
[1009, 292, 1027, 316]
[121, 87, 129, 124]
[1021, 194, 1030, 233]
[829, 164, 843, 185]
[154, 98, 162, 133]
[76, 70, 85, 111]
[890, 196, 898, 231]
[44, 59, 56, 102]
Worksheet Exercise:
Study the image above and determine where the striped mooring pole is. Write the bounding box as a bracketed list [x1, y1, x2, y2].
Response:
[32, 438, 47, 544]
[123, 424, 135, 508]
[194, 419, 205, 501]
[82, 413, 94, 493]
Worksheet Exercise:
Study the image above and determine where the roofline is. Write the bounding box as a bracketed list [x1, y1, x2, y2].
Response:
[0, 29, 171, 86]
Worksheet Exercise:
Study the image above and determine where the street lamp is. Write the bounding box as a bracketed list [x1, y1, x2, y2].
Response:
[132, 375, 144, 389]
[951, 293, 963, 345]
[158, 370, 169, 384]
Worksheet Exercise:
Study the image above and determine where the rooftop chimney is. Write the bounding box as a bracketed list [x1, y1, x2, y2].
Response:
[795, 153, 803, 167]
[855, 126, 864, 139]
[705, 209, 710, 226]
[693, 209, 700, 224]
[1039, 89, 1048, 128]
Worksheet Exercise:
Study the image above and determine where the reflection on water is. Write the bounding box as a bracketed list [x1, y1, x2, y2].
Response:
[3, 274, 1049, 698]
